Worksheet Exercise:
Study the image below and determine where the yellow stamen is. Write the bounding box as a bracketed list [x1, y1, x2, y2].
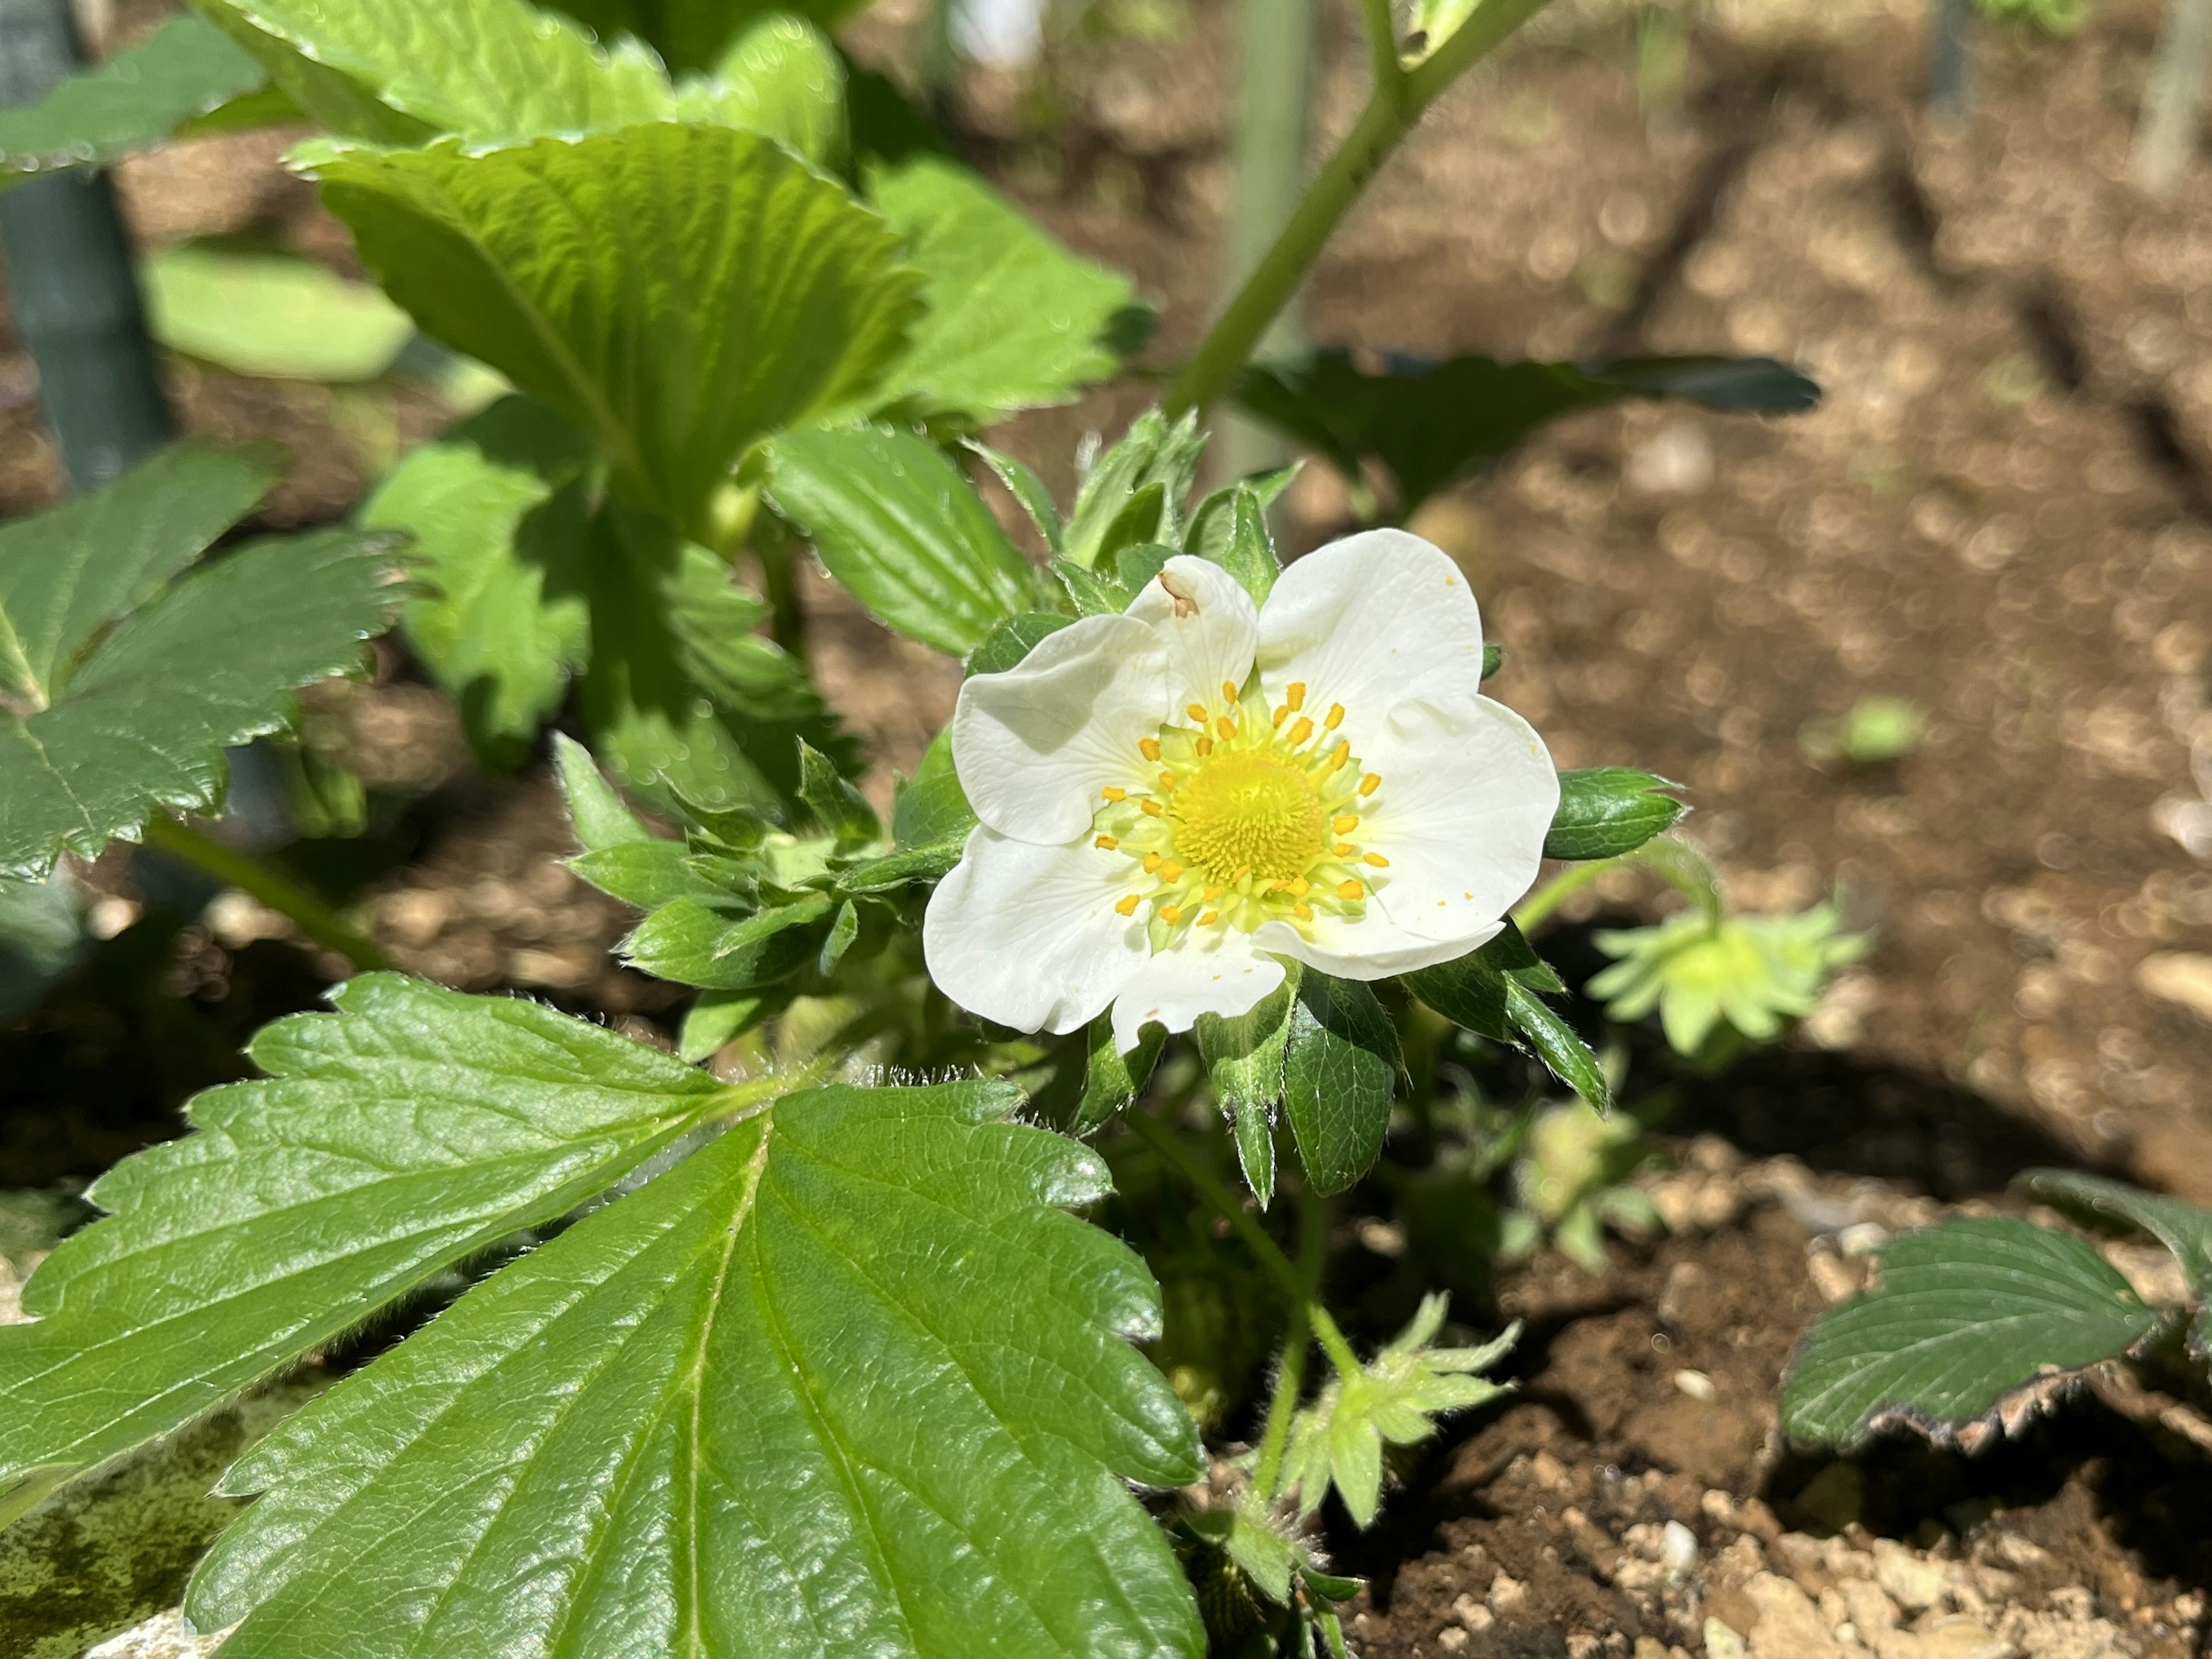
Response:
[1160, 771, 1177, 790]
[1159, 903, 1183, 925]
[1221, 680, 1239, 704]
[1328, 742, 1351, 770]
[1294, 901, 1315, 921]
[1363, 852, 1391, 868]
[1215, 715, 1236, 740]
[1287, 682, 1306, 710]
[1102, 786, 1126, 801]
[1094, 835, 1119, 850]
[1203, 885, 1224, 901]
[1338, 878, 1365, 900]
[1332, 813, 1360, 835]
[1287, 877, 1310, 896]
[1199, 910, 1219, 926]
[1358, 772, 1381, 797]
[1232, 866, 1252, 883]
[1143, 853, 1163, 873]
[1139, 737, 1161, 762]
[1287, 716, 1315, 745]
[1196, 736, 1215, 756]
[1272, 704, 1290, 726]
[1335, 842, 1355, 857]
[1141, 798, 1164, 817]
[1325, 703, 1344, 730]
[1115, 893, 1141, 915]
[1161, 861, 1184, 882]
[1185, 702, 1209, 724]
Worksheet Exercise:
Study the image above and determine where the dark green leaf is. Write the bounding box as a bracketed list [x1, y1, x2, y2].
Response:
[1097, 482, 1168, 569]
[1782, 1217, 2165, 1450]
[1063, 409, 1206, 570]
[967, 440, 1065, 554]
[1478, 919, 1565, 993]
[1402, 953, 1508, 1042]
[1282, 972, 1398, 1196]
[0, 974, 749, 1526]
[317, 126, 921, 529]
[0, 15, 264, 189]
[188, 1079, 1206, 1659]
[768, 423, 1036, 656]
[1234, 350, 1820, 517]
[1546, 767, 1687, 861]
[868, 157, 1139, 423]
[836, 837, 965, 893]
[1114, 539, 1177, 597]
[1482, 642, 1502, 679]
[1078, 1013, 1164, 1130]
[2019, 1169, 2212, 1357]
[622, 893, 831, 990]
[892, 729, 976, 849]
[969, 610, 1075, 675]
[1197, 972, 1296, 1122]
[364, 396, 593, 766]
[797, 736, 880, 846]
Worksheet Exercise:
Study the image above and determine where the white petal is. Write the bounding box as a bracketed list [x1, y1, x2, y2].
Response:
[1255, 529, 1486, 740]
[923, 827, 1148, 1035]
[1123, 554, 1260, 709]
[1109, 931, 1286, 1054]
[1253, 914, 1504, 981]
[952, 613, 1172, 843]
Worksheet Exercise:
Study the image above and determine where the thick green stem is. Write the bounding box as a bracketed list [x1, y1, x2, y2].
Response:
[1123, 1107, 1363, 1378]
[141, 815, 392, 972]
[1250, 1190, 1327, 1502]
[1165, 0, 1555, 418]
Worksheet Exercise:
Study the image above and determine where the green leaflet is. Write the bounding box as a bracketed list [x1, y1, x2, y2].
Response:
[0, 449, 399, 877]
[316, 126, 922, 532]
[541, 0, 873, 75]
[2018, 1169, 2212, 1357]
[188, 1079, 1206, 1659]
[0, 15, 264, 190]
[891, 728, 977, 849]
[144, 244, 416, 382]
[0, 975, 751, 1528]
[868, 157, 1140, 423]
[363, 396, 594, 767]
[1544, 767, 1685, 862]
[768, 423, 1037, 656]
[1781, 1217, 2166, 1450]
[1063, 410, 1206, 571]
[672, 16, 846, 166]
[1282, 972, 1399, 1196]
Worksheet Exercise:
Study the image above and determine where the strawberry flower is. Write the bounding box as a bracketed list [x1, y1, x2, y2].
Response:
[923, 531, 1559, 1052]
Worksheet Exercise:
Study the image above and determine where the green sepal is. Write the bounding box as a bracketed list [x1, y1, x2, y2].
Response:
[1232, 1097, 1277, 1211]
[1501, 977, 1609, 1112]
[1114, 540, 1177, 597]
[797, 737, 880, 848]
[1182, 463, 1296, 566]
[1052, 556, 1133, 617]
[965, 440, 1065, 554]
[891, 728, 976, 849]
[552, 730, 653, 852]
[1482, 643, 1502, 680]
[1077, 1014, 1164, 1131]
[678, 988, 768, 1062]
[1063, 408, 1205, 569]
[1211, 487, 1281, 606]
[1196, 972, 1296, 1124]
[1282, 972, 1399, 1197]
[1096, 482, 1168, 569]
[1545, 767, 1687, 861]
[836, 838, 965, 893]
[969, 611, 1075, 675]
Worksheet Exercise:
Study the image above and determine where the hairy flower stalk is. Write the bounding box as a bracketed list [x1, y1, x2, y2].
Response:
[925, 531, 1559, 1051]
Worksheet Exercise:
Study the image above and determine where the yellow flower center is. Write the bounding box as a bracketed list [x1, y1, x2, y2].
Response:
[1093, 678, 1389, 941]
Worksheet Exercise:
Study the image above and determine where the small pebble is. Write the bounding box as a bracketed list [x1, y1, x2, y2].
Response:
[1838, 1221, 1891, 1258]
[1662, 1520, 1699, 1580]
[1675, 1369, 1717, 1402]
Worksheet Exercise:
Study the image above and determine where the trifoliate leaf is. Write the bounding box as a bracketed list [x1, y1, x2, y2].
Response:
[364, 396, 594, 767]
[1282, 972, 1398, 1196]
[2018, 1169, 2212, 1357]
[1781, 1217, 2166, 1450]
[0, 974, 772, 1527]
[1588, 900, 1869, 1057]
[316, 126, 922, 531]
[1234, 351, 1820, 518]
[867, 157, 1141, 423]
[1546, 767, 1686, 861]
[540, 0, 874, 75]
[0, 490, 399, 878]
[0, 15, 264, 191]
[1064, 410, 1206, 570]
[1288, 1296, 1514, 1526]
[188, 1079, 1206, 1659]
[143, 244, 415, 382]
[767, 423, 1037, 656]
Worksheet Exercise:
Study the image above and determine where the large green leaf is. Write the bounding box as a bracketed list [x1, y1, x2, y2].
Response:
[0, 974, 766, 1528]
[363, 396, 594, 767]
[1234, 351, 1820, 518]
[316, 125, 922, 530]
[144, 244, 416, 382]
[1781, 1217, 2166, 1450]
[0, 15, 264, 190]
[1282, 972, 1398, 1196]
[188, 1078, 1206, 1659]
[768, 423, 1037, 655]
[867, 158, 1139, 424]
[2020, 1169, 2212, 1357]
[0, 494, 399, 878]
[542, 0, 873, 74]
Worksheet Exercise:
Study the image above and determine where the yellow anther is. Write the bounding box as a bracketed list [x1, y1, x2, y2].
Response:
[1115, 893, 1141, 916]
[1294, 901, 1315, 922]
[1287, 716, 1315, 745]
[1199, 910, 1219, 927]
[1159, 904, 1183, 925]
[1231, 866, 1252, 883]
[1328, 742, 1351, 770]
[1141, 798, 1164, 817]
[1358, 772, 1381, 797]
[1335, 842, 1355, 857]
[1338, 878, 1366, 900]
[1094, 835, 1119, 850]
[1363, 851, 1391, 868]
[1203, 885, 1224, 901]
[1215, 715, 1236, 740]
[1161, 861, 1184, 882]
[1221, 680, 1239, 704]
[1272, 704, 1290, 726]
[1332, 813, 1360, 835]
[1102, 785, 1126, 801]
[1287, 682, 1306, 710]
[1160, 771, 1177, 790]
[1139, 737, 1161, 762]
[1325, 703, 1344, 730]
[1143, 852, 1163, 873]
[1196, 736, 1215, 756]
[1185, 702, 1209, 724]
[1287, 877, 1310, 896]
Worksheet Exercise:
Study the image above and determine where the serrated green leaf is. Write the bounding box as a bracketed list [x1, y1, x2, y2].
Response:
[1183, 464, 1296, 566]
[673, 16, 844, 165]
[317, 126, 922, 531]
[768, 423, 1035, 655]
[969, 609, 1075, 674]
[1545, 767, 1686, 861]
[1502, 976, 1609, 1111]
[797, 736, 880, 846]
[0, 439, 281, 708]
[0, 15, 263, 190]
[868, 156, 1139, 423]
[541, 0, 873, 74]
[364, 396, 593, 766]
[1282, 972, 1397, 1197]
[1052, 555, 1131, 616]
[1234, 351, 1820, 517]
[187, 1078, 1205, 1659]
[967, 440, 1065, 554]
[836, 838, 964, 893]
[1078, 1012, 1164, 1130]
[0, 974, 766, 1527]
[892, 728, 976, 849]
[1782, 1217, 2164, 1450]
[0, 528, 398, 880]
[194, 0, 670, 144]
[623, 892, 830, 989]
[143, 243, 415, 382]
[1064, 410, 1206, 570]
[2018, 1169, 2212, 1357]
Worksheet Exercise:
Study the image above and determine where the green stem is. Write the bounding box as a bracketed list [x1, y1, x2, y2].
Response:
[1513, 834, 1726, 934]
[1123, 1107, 1363, 1377]
[1164, 0, 1555, 418]
[1359, 0, 1405, 86]
[141, 814, 392, 972]
[752, 517, 808, 666]
[1513, 856, 1617, 933]
[1251, 1189, 1329, 1502]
